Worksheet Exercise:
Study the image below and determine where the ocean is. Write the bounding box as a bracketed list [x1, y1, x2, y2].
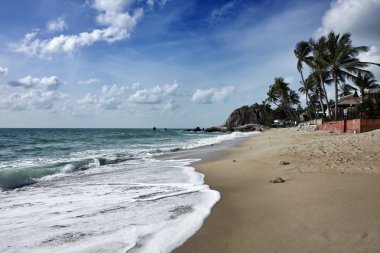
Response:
[0, 128, 258, 252]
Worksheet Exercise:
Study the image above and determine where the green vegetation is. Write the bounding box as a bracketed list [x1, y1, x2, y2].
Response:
[248, 32, 379, 126]
[293, 32, 379, 120]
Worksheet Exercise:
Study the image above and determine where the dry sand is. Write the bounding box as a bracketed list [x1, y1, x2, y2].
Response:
[174, 128, 380, 253]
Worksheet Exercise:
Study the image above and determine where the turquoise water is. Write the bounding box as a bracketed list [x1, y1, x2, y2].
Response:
[0, 128, 220, 190]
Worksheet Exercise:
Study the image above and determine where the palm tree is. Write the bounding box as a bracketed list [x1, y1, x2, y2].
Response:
[306, 72, 327, 118]
[339, 83, 357, 98]
[354, 71, 379, 98]
[250, 102, 273, 125]
[267, 77, 300, 122]
[308, 36, 332, 117]
[323, 32, 371, 120]
[294, 41, 314, 118]
[298, 77, 316, 117]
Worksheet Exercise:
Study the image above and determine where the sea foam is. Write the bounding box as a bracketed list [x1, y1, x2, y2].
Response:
[0, 159, 220, 253]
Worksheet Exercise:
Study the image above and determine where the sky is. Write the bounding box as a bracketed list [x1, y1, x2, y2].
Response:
[0, 0, 379, 128]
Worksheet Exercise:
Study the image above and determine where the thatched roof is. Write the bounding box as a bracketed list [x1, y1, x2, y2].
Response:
[367, 87, 380, 94]
[337, 92, 362, 107]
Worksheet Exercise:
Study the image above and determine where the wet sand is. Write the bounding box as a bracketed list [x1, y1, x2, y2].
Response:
[174, 128, 380, 253]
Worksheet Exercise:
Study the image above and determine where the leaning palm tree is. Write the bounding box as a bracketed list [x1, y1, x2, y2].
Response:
[298, 78, 316, 117]
[308, 36, 332, 117]
[354, 71, 379, 98]
[294, 41, 314, 118]
[306, 72, 327, 118]
[323, 32, 371, 120]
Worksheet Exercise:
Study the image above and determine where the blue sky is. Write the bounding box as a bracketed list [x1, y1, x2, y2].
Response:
[0, 0, 379, 128]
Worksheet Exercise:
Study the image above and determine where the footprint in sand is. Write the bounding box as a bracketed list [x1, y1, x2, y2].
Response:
[359, 232, 369, 241]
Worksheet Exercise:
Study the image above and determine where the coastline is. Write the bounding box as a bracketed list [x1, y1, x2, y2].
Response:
[174, 128, 380, 253]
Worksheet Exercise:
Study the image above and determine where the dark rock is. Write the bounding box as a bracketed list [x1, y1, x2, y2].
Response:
[224, 106, 258, 128]
[235, 124, 257, 132]
[184, 127, 202, 132]
[279, 160, 290, 165]
[270, 177, 285, 183]
[204, 104, 269, 132]
[205, 126, 222, 132]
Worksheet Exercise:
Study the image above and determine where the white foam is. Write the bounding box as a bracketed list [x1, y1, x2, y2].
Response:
[89, 158, 101, 167]
[183, 131, 260, 150]
[0, 159, 220, 253]
[61, 164, 76, 173]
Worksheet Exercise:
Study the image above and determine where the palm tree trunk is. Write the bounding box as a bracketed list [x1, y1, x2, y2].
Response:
[333, 74, 338, 120]
[306, 90, 316, 119]
[300, 70, 315, 120]
[316, 83, 326, 118]
[320, 76, 331, 118]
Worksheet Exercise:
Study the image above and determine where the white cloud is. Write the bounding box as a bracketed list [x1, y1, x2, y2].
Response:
[78, 93, 98, 105]
[208, 0, 240, 24]
[132, 82, 141, 90]
[162, 99, 179, 111]
[77, 83, 130, 110]
[0, 67, 8, 76]
[191, 86, 235, 104]
[46, 17, 68, 33]
[101, 84, 129, 97]
[78, 78, 101, 84]
[77, 92, 122, 110]
[317, 0, 380, 40]
[128, 82, 179, 104]
[76, 81, 180, 111]
[10, 0, 146, 58]
[8, 76, 61, 90]
[128, 89, 161, 104]
[284, 76, 294, 85]
[0, 90, 62, 111]
[360, 46, 380, 77]
[146, 0, 169, 8]
[316, 0, 380, 78]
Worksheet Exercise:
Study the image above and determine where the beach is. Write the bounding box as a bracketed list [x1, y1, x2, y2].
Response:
[174, 128, 380, 253]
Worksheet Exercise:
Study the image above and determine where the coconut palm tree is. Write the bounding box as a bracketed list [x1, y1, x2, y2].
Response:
[339, 83, 357, 98]
[267, 77, 300, 122]
[298, 77, 316, 117]
[306, 72, 327, 118]
[354, 71, 379, 98]
[323, 32, 371, 120]
[308, 36, 332, 117]
[294, 41, 314, 119]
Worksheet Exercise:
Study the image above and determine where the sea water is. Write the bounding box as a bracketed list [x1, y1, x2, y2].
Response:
[0, 128, 258, 252]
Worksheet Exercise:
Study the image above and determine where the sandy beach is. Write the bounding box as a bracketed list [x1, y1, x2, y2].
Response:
[174, 128, 380, 253]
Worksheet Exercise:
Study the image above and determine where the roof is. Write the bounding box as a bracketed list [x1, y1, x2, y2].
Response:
[337, 95, 362, 106]
[367, 87, 380, 94]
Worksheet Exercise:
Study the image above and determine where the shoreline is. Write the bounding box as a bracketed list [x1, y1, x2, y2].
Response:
[174, 128, 380, 253]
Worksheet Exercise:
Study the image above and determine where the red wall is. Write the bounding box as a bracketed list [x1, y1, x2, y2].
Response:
[317, 119, 380, 133]
[346, 119, 360, 133]
[317, 120, 345, 132]
[361, 119, 380, 133]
